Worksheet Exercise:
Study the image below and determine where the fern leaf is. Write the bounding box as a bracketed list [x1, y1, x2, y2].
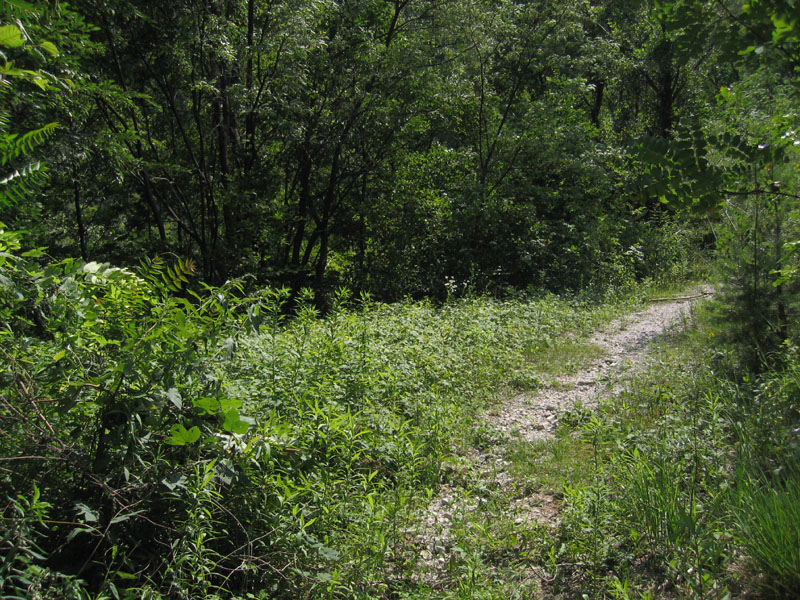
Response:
[0, 161, 47, 206]
[138, 256, 195, 295]
[1, 0, 37, 16]
[0, 122, 58, 165]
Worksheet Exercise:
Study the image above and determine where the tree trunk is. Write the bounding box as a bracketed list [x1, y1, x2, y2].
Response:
[73, 165, 88, 260]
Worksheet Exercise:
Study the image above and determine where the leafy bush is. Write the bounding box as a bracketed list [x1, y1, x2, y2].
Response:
[0, 231, 254, 597]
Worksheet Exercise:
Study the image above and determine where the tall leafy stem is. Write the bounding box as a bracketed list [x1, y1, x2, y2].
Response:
[0, 4, 62, 210]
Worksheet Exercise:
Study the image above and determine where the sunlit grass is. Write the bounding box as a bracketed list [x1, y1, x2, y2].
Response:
[736, 466, 800, 596]
[505, 433, 596, 494]
[524, 338, 607, 377]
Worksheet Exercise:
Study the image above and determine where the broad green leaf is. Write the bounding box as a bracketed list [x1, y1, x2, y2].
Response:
[218, 397, 242, 412]
[222, 409, 249, 434]
[166, 387, 182, 409]
[161, 472, 187, 491]
[66, 526, 92, 543]
[40, 41, 58, 57]
[193, 396, 220, 414]
[0, 25, 24, 49]
[317, 545, 340, 561]
[165, 424, 202, 445]
[74, 502, 99, 523]
[110, 510, 144, 525]
[216, 459, 236, 485]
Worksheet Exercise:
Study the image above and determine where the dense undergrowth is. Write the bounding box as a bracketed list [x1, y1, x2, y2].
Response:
[0, 225, 643, 600]
[374, 297, 800, 600]
[5, 219, 799, 599]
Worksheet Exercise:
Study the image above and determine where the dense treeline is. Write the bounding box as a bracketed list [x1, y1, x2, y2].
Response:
[4, 0, 716, 300]
[2, 0, 800, 598]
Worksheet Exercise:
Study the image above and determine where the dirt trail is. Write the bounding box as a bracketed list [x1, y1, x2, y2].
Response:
[489, 288, 712, 444]
[404, 288, 713, 585]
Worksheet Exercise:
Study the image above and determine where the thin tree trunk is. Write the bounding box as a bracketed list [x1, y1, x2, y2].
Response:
[73, 166, 88, 260]
[590, 79, 604, 128]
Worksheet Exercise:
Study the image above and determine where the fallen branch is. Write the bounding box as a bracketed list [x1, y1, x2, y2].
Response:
[648, 292, 712, 303]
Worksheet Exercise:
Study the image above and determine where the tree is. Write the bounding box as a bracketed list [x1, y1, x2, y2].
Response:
[636, 0, 800, 363]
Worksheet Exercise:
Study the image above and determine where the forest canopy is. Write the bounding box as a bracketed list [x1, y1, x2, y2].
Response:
[3, 0, 747, 301]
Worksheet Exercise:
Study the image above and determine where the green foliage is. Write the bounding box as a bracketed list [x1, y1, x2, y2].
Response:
[1, 485, 51, 599]
[0, 121, 59, 167]
[6, 0, 797, 598]
[0, 8, 62, 213]
[0, 219, 645, 598]
[634, 0, 800, 368]
[0, 24, 24, 49]
[0, 230, 256, 596]
[707, 69, 800, 366]
[139, 255, 196, 295]
[0, 0, 701, 299]
[658, 0, 800, 75]
[0, 118, 58, 206]
[736, 466, 800, 596]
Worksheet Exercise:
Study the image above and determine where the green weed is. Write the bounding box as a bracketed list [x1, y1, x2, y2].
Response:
[735, 466, 800, 595]
[543, 296, 800, 599]
[0, 225, 675, 598]
[505, 434, 595, 494]
[524, 339, 607, 378]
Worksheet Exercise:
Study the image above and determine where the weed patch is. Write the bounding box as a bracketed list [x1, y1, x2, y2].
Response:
[505, 434, 595, 494]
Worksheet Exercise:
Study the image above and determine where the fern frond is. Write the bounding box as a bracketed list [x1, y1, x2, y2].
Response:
[161, 257, 195, 292]
[1, 0, 38, 17]
[138, 255, 166, 285]
[138, 256, 196, 294]
[0, 122, 58, 165]
[0, 160, 47, 206]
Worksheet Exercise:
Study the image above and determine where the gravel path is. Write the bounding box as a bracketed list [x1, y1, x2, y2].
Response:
[403, 288, 713, 586]
[489, 288, 712, 443]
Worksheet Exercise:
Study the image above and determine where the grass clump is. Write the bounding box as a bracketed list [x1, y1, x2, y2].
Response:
[736, 467, 800, 596]
[505, 434, 595, 495]
[523, 339, 607, 378]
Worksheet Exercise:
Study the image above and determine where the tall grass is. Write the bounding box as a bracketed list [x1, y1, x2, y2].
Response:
[736, 466, 800, 596]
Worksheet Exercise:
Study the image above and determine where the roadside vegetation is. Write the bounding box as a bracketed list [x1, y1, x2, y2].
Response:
[351, 297, 800, 600]
[1, 226, 650, 599]
[523, 299, 800, 600]
[7, 208, 800, 599]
